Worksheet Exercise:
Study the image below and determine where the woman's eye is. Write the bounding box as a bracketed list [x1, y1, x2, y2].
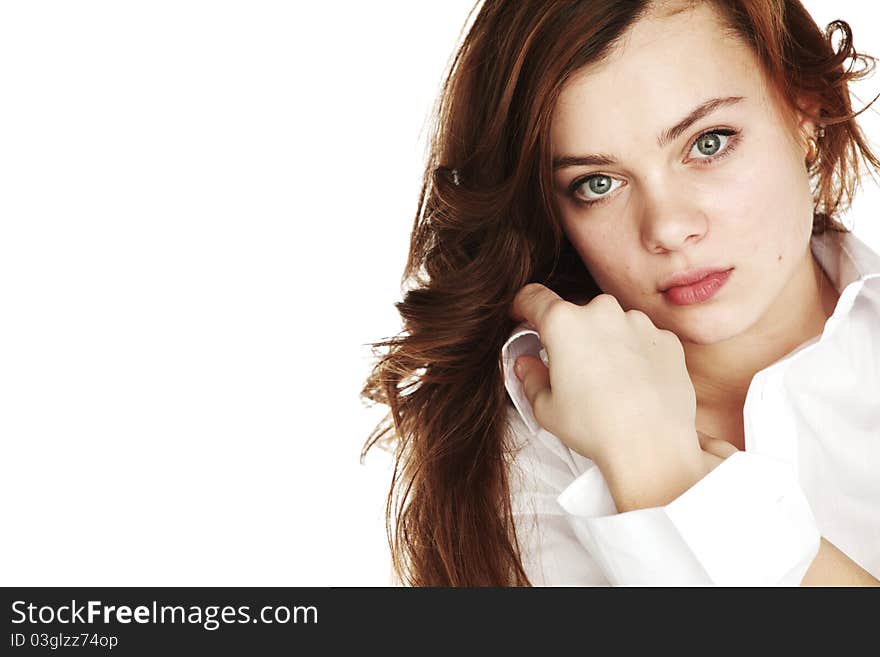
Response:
[568, 128, 740, 208]
[689, 129, 737, 159]
[569, 174, 624, 205]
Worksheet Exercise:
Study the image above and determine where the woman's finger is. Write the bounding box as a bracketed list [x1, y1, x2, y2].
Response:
[515, 354, 552, 426]
[510, 283, 566, 332]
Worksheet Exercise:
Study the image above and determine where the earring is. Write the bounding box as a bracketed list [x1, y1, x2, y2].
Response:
[805, 136, 819, 165]
[806, 124, 825, 167]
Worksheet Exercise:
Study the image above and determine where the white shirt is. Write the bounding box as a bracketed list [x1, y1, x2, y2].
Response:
[501, 229, 880, 585]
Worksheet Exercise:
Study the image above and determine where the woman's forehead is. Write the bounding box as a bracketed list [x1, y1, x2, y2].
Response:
[559, 7, 755, 106]
[551, 5, 768, 141]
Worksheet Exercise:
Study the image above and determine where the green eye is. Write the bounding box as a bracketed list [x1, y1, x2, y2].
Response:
[688, 128, 739, 160]
[587, 176, 612, 195]
[570, 173, 623, 206]
[695, 133, 722, 156]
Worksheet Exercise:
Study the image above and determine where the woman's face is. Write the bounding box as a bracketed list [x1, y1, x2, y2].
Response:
[550, 2, 817, 345]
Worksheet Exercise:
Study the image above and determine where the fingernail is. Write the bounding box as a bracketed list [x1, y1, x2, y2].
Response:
[514, 359, 524, 380]
[538, 347, 549, 367]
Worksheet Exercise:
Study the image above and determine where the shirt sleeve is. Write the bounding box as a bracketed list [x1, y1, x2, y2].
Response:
[505, 408, 611, 586]
[557, 450, 822, 586]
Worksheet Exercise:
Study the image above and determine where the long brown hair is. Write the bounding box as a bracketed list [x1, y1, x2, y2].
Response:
[360, 0, 880, 586]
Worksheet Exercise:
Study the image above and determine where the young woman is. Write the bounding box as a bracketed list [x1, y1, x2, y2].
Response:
[361, 0, 880, 585]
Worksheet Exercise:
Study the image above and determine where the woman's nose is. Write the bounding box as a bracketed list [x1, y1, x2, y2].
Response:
[638, 177, 708, 253]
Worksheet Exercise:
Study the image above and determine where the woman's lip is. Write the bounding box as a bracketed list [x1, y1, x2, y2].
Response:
[661, 268, 733, 305]
[658, 266, 733, 291]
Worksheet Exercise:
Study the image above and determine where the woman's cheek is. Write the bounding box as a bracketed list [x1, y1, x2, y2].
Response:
[728, 147, 790, 221]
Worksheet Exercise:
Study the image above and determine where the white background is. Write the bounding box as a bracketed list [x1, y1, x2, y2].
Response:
[0, 1, 878, 586]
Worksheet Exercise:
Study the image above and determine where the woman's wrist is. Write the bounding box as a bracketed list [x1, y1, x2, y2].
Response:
[596, 440, 716, 513]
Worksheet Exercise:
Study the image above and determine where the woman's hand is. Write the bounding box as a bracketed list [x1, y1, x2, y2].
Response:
[511, 283, 710, 507]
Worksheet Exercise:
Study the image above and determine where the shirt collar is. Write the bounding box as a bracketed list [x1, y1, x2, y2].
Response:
[808, 229, 880, 347]
[810, 228, 880, 292]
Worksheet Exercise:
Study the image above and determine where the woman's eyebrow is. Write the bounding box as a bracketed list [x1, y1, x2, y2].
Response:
[552, 95, 746, 170]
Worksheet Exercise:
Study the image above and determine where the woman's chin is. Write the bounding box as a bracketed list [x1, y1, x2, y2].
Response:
[656, 307, 747, 346]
